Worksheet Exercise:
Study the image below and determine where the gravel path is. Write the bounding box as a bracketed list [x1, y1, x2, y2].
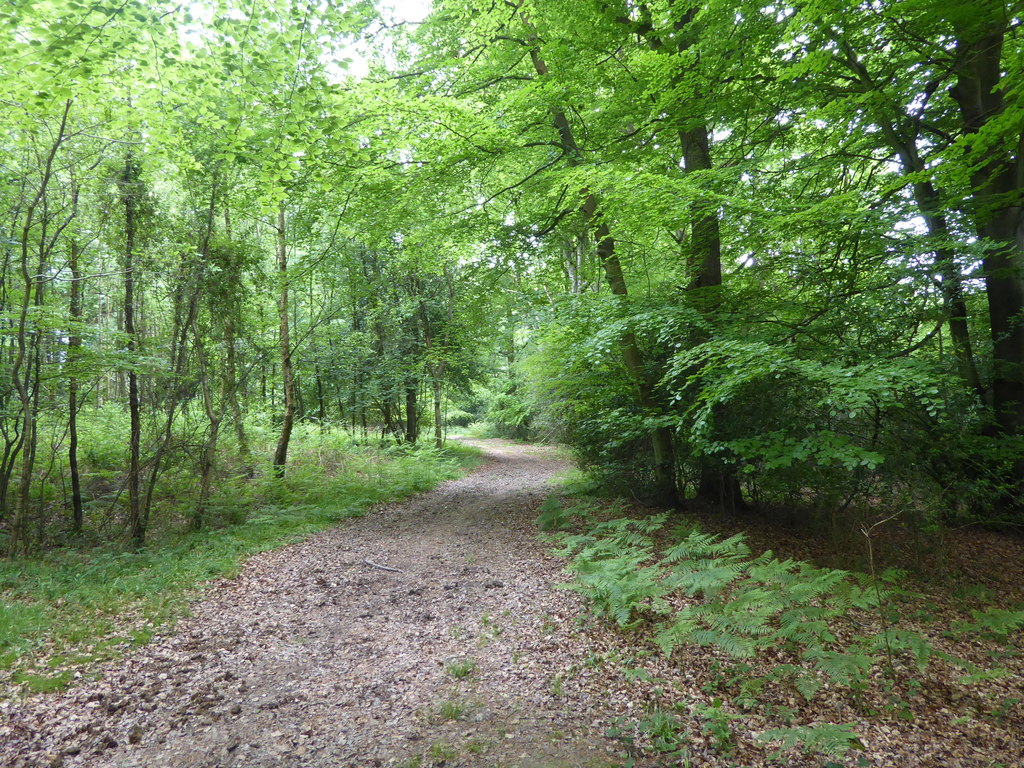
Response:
[1, 439, 622, 768]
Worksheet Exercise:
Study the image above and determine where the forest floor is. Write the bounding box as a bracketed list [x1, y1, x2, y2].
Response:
[1, 439, 1022, 768]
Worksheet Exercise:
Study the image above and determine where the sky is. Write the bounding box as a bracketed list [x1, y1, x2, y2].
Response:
[342, 0, 433, 77]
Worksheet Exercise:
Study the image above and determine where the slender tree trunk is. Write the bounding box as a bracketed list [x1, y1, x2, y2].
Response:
[122, 153, 144, 547]
[315, 362, 326, 429]
[224, 316, 252, 476]
[143, 180, 213, 526]
[273, 202, 295, 477]
[835, 40, 985, 399]
[433, 377, 444, 449]
[221, 198, 252, 473]
[68, 180, 84, 535]
[192, 328, 222, 530]
[911, 180, 985, 398]
[7, 100, 70, 555]
[528, 43, 678, 506]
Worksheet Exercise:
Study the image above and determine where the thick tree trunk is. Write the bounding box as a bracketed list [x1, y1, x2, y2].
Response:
[949, 11, 1024, 498]
[678, 123, 743, 509]
[273, 202, 295, 477]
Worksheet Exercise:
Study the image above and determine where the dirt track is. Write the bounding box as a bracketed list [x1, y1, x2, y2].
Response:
[0, 439, 621, 768]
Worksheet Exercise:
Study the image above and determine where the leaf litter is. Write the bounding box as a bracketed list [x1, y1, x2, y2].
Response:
[0, 438, 1021, 767]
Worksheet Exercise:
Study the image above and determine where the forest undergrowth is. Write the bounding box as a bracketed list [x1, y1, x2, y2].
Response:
[538, 476, 1024, 765]
[0, 425, 480, 698]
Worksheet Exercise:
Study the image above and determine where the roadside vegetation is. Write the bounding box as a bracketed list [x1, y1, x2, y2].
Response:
[0, 419, 479, 696]
[538, 490, 1024, 765]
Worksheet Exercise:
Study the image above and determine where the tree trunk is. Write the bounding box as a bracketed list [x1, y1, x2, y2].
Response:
[7, 100, 70, 555]
[122, 153, 144, 547]
[273, 202, 295, 477]
[192, 328, 222, 530]
[68, 179, 84, 535]
[949, 15, 1024, 443]
[405, 381, 418, 443]
[834, 40, 985, 399]
[678, 123, 743, 509]
[433, 378, 444, 449]
[528, 42, 678, 506]
[224, 316, 253, 476]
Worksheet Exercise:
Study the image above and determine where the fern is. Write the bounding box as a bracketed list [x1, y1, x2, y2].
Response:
[759, 723, 865, 757]
[952, 606, 1024, 642]
[804, 648, 873, 687]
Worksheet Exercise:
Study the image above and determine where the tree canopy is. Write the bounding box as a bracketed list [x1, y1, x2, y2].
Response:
[0, 0, 1021, 554]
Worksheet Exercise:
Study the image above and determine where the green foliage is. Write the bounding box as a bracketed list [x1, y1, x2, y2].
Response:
[551, 508, 1024, 758]
[664, 338, 977, 520]
[605, 707, 690, 759]
[435, 699, 466, 722]
[555, 513, 673, 627]
[637, 707, 689, 755]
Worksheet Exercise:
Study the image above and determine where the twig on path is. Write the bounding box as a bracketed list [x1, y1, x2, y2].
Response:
[363, 559, 403, 573]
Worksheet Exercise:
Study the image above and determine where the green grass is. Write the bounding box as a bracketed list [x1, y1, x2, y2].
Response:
[0, 436, 481, 695]
[445, 657, 477, 679]
[436, 699, 467, 721]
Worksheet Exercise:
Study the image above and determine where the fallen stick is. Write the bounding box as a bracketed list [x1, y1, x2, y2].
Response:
[363, 559, 402, 573]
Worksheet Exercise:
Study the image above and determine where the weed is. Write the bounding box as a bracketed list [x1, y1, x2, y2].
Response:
[692, 699, 739, 756]
[989, 696, 1021, 724]
[637, 707, 688, 755]
[427, 741, 457, 762]
[476, 612, 502, 646]
[622, 665, 653, 683]
[445, 657, 476, 679]
[550, 673, 564, 697]
[759, 723, 866, 759]
[436, 699, 466, 722]
[13, 670, 74, 694]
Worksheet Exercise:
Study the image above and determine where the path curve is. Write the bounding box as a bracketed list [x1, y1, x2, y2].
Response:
[2, 439, 621, 768]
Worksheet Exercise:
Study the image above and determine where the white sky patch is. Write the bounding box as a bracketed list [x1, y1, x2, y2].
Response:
[332, 0, 433, 79]
[893, 216, 927, 235]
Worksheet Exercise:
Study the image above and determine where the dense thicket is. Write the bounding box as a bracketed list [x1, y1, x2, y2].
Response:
[0, 0, 1020, 554]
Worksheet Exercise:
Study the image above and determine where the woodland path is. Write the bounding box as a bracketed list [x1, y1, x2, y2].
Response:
[2, 440, 623, 768]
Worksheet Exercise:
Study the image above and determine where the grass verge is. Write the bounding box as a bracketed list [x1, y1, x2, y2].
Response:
[0, 438, 481, 696]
